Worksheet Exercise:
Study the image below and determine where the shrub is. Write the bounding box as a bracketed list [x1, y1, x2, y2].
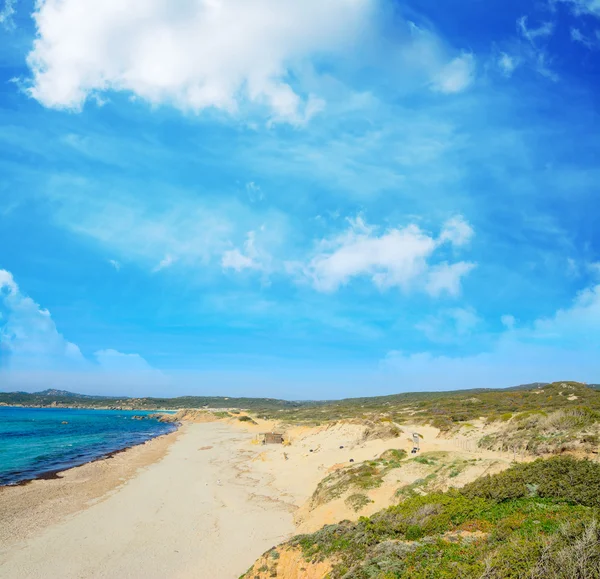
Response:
[238, 415, 258, 424]
[461, 456, 600, 507]
[345, 493, 372, 512]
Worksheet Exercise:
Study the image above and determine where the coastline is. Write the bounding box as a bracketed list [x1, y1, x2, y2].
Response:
[5, 424, 180, 488]
[0, 417, 516, 579]
[0, 426, 182, 549]
[0, 421, 298, 578]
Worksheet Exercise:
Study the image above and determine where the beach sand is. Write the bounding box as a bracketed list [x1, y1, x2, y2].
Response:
[0, 422, 297, 579]
[0, 418, 514, 579]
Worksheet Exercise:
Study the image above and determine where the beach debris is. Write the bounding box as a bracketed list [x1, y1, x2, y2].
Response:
[411, 432, 422, 453]
[339, 445, 344, 449]
[258, 432, 285, 445]
[349, 458, 354, 463]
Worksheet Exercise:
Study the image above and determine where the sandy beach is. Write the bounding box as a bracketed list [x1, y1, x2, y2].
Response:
[0, 417, 515, 579]
[0, 422, 299, 578]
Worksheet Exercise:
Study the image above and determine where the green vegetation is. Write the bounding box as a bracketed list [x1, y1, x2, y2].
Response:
[212, 411, 231, 419]
[238, 415, 258, 424]
[311, 449, 407, 507]
[345, 493, 372, 512]
[4, 383, 600, 435]
[394, 453, 478, 500]
[461, 456, 600, 507]
[479, 406, 600, 455]
[284, 457, 600, 578]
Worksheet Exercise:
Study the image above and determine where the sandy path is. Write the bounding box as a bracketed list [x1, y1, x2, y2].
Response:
[0, 423, 295, 579]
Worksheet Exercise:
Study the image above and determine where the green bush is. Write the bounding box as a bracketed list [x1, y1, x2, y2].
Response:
[238, 415, 258, 424]
[345, 493, 372, 512]
[461, 456, 600, 507]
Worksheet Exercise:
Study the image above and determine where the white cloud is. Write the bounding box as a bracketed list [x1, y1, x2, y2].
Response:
[246, 181, 265, 203]
[108, 259, 121, 271]
[26, 0, 373, 123]
[301, 215, 475, 294]
[570, 27, 598, 48]
[0, 269, 167, 394]
[501, 314, 516, 329]
[498, 52, 518, 77]
[43, 180, 289, 277]
[416, 307, 481, 343]
[153, 254, 175, 272]
[222, 230, 272, 273]
[511, 16, 558, 81]
[384, 284, 600, 390]
[431, 53, 475, 94]
[555, 0, 600, 17]
[425, 261, 476, 297]
[95, 349, 158, 373]
[517, 16, 554, 43]
[0, 269, 85, 371]
[0, 0, 15, 29]
[438, 215, 474, 247]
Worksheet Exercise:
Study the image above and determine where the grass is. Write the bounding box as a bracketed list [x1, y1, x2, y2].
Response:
[345, 493, 372, 512]
[478, 406, 600, 455]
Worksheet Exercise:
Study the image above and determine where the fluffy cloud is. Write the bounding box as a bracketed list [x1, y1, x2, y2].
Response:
[384, 284, 600, 390]
[0, 269, 85, 371]
[26, 0, 373, 123]
[0, 269, 166, 393]
[222, 231, 264, 272]
[302, 216, 475, 294]
[432, 54, 475, 94]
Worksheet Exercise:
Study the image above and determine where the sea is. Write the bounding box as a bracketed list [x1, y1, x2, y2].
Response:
[0, 407, 177, 485]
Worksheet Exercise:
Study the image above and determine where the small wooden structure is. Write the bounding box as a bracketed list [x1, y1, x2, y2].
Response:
[259, 432, 285, 445]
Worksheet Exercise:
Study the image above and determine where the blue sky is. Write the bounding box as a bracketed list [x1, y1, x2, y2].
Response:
[1, 0, 599, 398]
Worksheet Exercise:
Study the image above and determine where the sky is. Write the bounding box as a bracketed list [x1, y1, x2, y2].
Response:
[0, 0, 599, 399]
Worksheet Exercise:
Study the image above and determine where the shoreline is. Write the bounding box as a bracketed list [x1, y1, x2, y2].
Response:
[4, 424, 180, 488]
[0, 421, 297, 578]
[0, 406, 179, 487]
[0, 418, 519, 578]
[0, 426, 182, 551]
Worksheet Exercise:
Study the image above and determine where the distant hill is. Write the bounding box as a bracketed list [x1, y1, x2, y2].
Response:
[1, 381, 598, 420]
[35, 389, 86, 397]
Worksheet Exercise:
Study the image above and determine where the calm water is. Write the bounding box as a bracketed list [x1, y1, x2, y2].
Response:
[0, 407, 177, 485]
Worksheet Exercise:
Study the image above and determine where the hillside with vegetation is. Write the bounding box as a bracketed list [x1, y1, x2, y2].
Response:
[244, 457, 600, 579]
[2, 381, 599, 418]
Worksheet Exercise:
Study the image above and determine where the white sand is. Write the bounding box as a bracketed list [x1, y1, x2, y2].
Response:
[0, 423, 296, 579]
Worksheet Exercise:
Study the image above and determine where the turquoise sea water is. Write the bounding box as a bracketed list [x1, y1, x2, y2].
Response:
[0, 407, 176, 485]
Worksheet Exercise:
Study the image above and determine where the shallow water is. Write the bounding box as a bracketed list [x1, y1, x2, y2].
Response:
[0, 407, 176, 485]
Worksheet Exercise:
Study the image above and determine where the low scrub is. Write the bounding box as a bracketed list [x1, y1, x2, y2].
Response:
[279, 457, 600, 579]
[310, 449, 407, 508]
[461, 456, 600, 507]
[479, 406, 600, 455]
